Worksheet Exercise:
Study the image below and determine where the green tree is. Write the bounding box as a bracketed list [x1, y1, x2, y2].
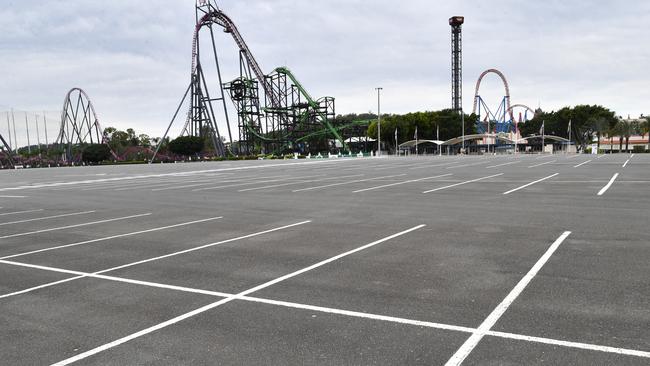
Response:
[590, 117, 610, 152]
[625, 120, 641, 152]
[607, 121, 620, 153]
[82, 144, 112, 163]
[522, 105, 617, 152]
[138, 134, 151, 148]
[126, 128, 139, 147]
[367, 110, 475, 151]
[103, 127, 117, 137]
[103, 127, 129, 152]
[168, 136, 204, 156]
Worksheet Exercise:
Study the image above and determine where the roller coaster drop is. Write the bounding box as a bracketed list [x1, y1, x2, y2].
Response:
[56, 88, 117, 162]
[472, 68, 536, 136]
[153, 1, 345, 160]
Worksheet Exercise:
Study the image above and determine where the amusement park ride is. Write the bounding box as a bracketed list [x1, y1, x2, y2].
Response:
[449, 16, 536, 152]
[0, 132, 14, 167]
[0, 3, 544, 168]
[152, 0, 347, 160]
[471, 68, 537, 148]
[56, 88, 117, 162]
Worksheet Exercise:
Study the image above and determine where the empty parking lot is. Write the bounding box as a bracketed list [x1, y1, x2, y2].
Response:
[0, 154, 648, 365]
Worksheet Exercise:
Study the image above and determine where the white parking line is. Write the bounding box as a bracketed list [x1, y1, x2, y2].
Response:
[50, 224, 425, 365]
[194, 175, 326, 192]
[598, 173, 620, 196]
[0, 195, 27, 198]
[445, 231, 572, 366]
[486, 161, 521, 169]
[0, 209, 44, 217]
[0, 276, 84, 300]
[373, 163, 413, 171]
[80, 177, 214, 191]
[0, 216, 224, 260]
[353, 174, 452, 193]
[148, 175, 287, 192]
[0, 160, 354, 193]
[95, 221, 312, 275]
[597, 154, 606, 159]
[528, 160, 556, 168]
[239, 174, 363, 192]
[0, 211, 95, 227]
[292, 174, 406, 192]
[622, 159, 630, 168]
[0, 213, 152, 239]
[503, 173, 559, 195]
[0, 221, 311, 300]
[573, 160, 592, 168]
[487, 330, 650, 359]
[120, 179, 219, 192]
[408, 162, 458, 170]
[446, 162, 486, 170]
[423, 174, 503, 194]
[3, 256, 648, 360]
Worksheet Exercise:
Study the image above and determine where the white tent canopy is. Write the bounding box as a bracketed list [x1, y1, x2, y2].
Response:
[399, 134, 569, 149]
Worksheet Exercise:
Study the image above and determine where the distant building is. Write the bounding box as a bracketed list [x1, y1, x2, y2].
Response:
[598, 114, 649, 151]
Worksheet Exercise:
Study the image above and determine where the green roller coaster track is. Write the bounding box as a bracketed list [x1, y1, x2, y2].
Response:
[275, 67, 346, 149]
[237, 67, 349, 153]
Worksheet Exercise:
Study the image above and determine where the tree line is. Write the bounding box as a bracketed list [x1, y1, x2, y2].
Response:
[13, 104, 647, 163]
[521, 105, 650, 152]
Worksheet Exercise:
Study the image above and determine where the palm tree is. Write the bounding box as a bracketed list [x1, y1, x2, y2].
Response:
[644, 117, 650, 148]
[612, 120, 624, 152]
[616, 119, 639, 153]
[589, 117, 609, 153]
[606, 123, 617, 154]
[630, 120, 642, 152]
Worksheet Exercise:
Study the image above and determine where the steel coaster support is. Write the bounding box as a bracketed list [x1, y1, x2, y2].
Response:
[56, 88, 117, 162]
[274, 67, 347, 151]
[0, 133, 16, 167]
[151, 83, 192, 163]
[182, 1, 343, 156]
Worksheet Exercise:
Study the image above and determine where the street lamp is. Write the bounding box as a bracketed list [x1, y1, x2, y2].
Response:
[461, 110, 465, 154]
[376, 87, 383, 157]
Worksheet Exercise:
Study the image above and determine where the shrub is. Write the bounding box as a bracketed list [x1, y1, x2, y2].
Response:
[168, 136, 204, 156]
[82, 144, 112, 163]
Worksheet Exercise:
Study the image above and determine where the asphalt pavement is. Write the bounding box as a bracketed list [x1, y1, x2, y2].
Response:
[0, 153, 648, 365]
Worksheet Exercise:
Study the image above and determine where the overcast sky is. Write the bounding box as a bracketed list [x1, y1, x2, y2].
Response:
[1, 0, 649, 144]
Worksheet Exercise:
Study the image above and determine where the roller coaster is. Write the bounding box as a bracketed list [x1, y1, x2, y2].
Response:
[153, 0, 348, 160]
[55, 88, 117, 162]
[472, 68, 536, 136]
[0, 132, 15, 168]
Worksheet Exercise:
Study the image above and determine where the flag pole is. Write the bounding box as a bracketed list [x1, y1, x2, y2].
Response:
[515, 119, 518, 156]
[395, 128, 398, 157]
[415, 126, 418, 156]
[567, 120, 571, 154]
[542, 120, 545, 154]
[437, 124, 441, 157]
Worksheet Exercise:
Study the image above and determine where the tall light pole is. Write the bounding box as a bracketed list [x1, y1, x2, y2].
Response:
[6, 112, 12, 150]
[461, 110, 465, 154]
[376, 87, 383, 157]
[43, 112, 49, 154]
[25, 114, 31, 155]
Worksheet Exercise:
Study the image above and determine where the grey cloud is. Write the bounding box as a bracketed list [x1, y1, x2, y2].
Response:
[1, 0, 648, 142]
